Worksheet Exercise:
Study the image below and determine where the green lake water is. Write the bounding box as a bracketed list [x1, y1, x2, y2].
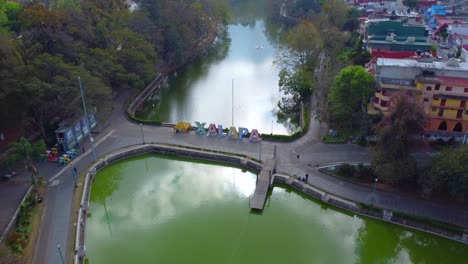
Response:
[86, 155, 468, 264]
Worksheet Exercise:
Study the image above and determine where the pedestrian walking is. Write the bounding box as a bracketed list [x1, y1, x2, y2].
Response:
[306, 174, 309, 183]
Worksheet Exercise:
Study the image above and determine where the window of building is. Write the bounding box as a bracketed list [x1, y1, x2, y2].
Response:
[438, 108, 444, 117]
[381, 90, 388, 96]
[381, 100, 390, 107]
[465, 88, 468, 93]
[435, 84, 440, 90]
[457, 110, 463, 119]
[454, 122, 462, 132]
[446, 86, 453, 91]
[426, 86, 432, 91]
[373, 97, 380, 104]
[433, 97, 439, 101]
[438, 121, 447, 130]
[461, 101, 466, 108]
[423, 97, 429, 102]
[440, 99, 446, 106]
[465, 110, 468, 115]
[432, 107, 437, 112]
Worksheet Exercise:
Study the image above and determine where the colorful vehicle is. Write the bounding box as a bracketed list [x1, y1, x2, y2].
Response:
[58, 154, 71, 166]
[66, 149, 78, 159]
[51, 147, 59, 156]
[174, 122, 191, 133]
[46, 151, 58, 162]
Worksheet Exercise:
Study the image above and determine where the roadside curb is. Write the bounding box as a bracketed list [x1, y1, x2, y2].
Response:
[0, 185, 33, 243]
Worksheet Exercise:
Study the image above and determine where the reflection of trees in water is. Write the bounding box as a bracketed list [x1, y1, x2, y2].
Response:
[228, 0, 283, 47]
[275, 97, 300, 133]
[229, 0, 267, 27]
[137, 35, 231, 121]
[90, 167, 123, 235]
[355, 219, 468, 263]
[161, 35, 231, 106]
[91, 169, 122, 204]
[356, 220, 401, 263]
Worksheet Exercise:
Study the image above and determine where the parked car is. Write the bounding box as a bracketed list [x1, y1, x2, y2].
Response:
[2, 170, 17, 180]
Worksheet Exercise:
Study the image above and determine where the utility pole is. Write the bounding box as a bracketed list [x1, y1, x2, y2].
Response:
[71, 162, 78, 188]
[57, 244, 65, 264]
[140, 123, 145, 144]
[232, 79, 234, 127]
[78, 76, 96, 160]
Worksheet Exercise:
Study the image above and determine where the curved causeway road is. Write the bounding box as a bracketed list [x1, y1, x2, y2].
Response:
[33, 94, 468, 264]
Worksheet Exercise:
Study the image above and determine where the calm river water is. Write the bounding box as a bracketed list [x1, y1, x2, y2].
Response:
[86, 155, 468, 264]
[136, 5, 296, 135]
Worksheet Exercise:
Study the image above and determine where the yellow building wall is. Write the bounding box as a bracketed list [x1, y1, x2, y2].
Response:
[444, 109, 458, 118]
[445, 98, 462, 108]
[416, 81, 425, 91]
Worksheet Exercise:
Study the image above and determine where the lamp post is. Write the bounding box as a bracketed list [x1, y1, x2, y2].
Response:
[259, 141, 262, 161]
[140, 123, 145, 144]
[232, 79, 234, 127]
[57, 244, 65, 264]
[78, 76, 96, 161]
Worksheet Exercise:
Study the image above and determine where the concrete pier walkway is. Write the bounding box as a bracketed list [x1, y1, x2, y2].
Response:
[250, 158, 276, 210]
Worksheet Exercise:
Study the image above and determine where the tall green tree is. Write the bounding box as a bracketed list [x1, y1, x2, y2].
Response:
[276, 67, 313, 127]
[7, 138, 46, 198]
[421, 146, 468, 198]
[276, 21, 322, 69]
[328, 65, 375, 131]
[372, 95, 427, 184]
[278, 67, 313, 101]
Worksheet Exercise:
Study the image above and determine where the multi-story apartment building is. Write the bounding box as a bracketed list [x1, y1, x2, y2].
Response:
[372, 58, 468, 139]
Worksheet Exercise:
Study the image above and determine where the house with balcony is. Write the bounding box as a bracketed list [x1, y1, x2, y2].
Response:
[416, 75, 468, 138]
[372, 57, 468, 140]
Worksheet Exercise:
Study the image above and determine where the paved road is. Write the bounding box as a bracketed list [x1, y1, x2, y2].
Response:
[9, 91, 466, 264]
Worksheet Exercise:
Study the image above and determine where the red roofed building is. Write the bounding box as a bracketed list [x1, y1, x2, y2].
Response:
[351, 0, 383, 6]
[418, 1, 437, 7]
